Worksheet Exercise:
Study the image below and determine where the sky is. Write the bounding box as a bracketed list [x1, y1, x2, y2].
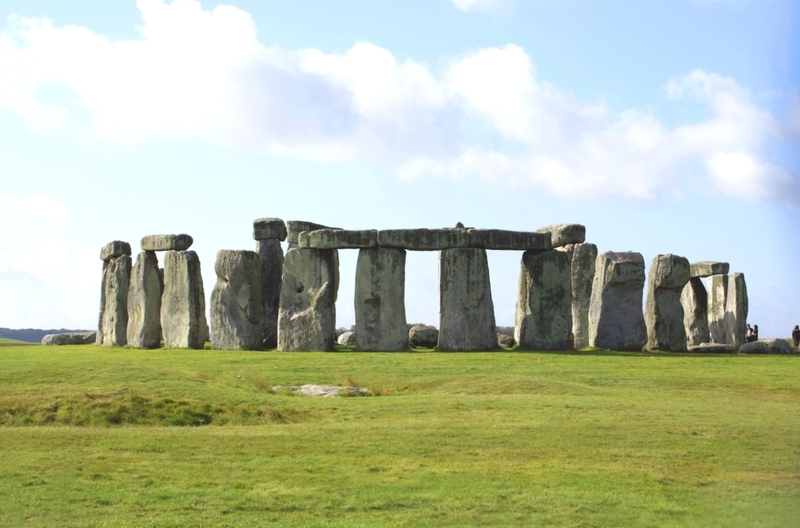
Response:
[0, 0, 798, 339]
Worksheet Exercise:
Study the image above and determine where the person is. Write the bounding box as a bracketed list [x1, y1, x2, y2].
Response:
[746, 324, 754, 343]
[752, 325, 758, 342]
[793, 325, 800, 348]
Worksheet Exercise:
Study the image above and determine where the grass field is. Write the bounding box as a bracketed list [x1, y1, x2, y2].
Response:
[0, 344, 798, 527]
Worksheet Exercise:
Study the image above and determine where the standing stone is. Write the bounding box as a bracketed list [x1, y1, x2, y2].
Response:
[515, 250, 572, 350]
[97, 254, 132, 346]
[724, 273, 748, 351]
[210, 250, 263, 350]
[161, 250, 209, 349]
[557, 243, 597, 349]
[588, 252, 648, 351]
[355, 248, 408, 351]
[681, 278, 709, 347]
[126, 251, 163, 348]
[256, 239, 284, 349]
[438, 248, 497, 351]
[278, 248, 337, 351]
[707, 274, 728, 344]
[645, 254, 691, 352]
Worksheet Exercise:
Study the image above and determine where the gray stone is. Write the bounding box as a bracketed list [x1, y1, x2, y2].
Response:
[99, 240, 131, 262]
[355, 248, 408, 351]
[140, 234, 193, 252]
[161, 250, 208, 349]
[97, 254, 131, 346]
[497, 333, 515, 349]
[467, 229, 551, 251]
[645, 254, 691, 352]
[378, 229, 469, 251]
[210, 250, 263, 350]
[408, 324, 438, 348]
[256, 239, 284, 349]
[687, 343, 735, 353]
[300, 229, 378, 249]
[337, 331, 356, 346]
[535, 224, 586, 248]
[515, 250, 572, 350]
[690, 261, 730, 278]
[708, 274, 728, 344]
[681, 278, 709, 346]
[278, 248, 336, 351]
[127, 251, 163, 349]
[438, 248, 497, 350]
[286, 221, 338, 245]
[724, 272, 748, 351]
[253, 218, 287, 241]
[740, 339, 795, 355]
[588, 251, 648, 351]
[557, 243, 598, 349]
[42, 332, 96, 345]
[273, 385, 368, 397]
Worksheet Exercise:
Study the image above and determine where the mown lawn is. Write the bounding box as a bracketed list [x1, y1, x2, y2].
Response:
[0, 344, 798, 527]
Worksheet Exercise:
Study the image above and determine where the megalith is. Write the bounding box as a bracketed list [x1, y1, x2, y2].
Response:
[515, 249, 572, 350]
[588, 251, 647, 351]
[535, 224, 586, 248]
[161, 250, 209, 349]
[724, 272, 748, 351]
[438, 248, 497, 351]
[645, 254, 691, 351]
[253, 218, 286, 349]
[707, 274, 728, 344]
[210, 250, 263, 350]
[278, 248, 337, 351]
[557, 243, 597, 349]
[681, 278, 709, 347]
[127, 251, 163, 348]
[354, 247, 408, 351]
[97, 241, 132, 346]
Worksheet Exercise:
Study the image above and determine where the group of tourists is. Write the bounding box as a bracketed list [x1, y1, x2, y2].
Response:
[746, 324, 759, 343]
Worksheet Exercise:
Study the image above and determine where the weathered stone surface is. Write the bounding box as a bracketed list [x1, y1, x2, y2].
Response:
[740, 339, 795, 354]
[408, 324, 438, 348]
[210, 250, 263, 350]
[515, 250, 572, 350]
[681, 278, 709, 346]
[300, 229, 378, 249]
[96, 255, 131, 346]
[707, 274, 728, 344]
[140, 234, 193, 252]
[161, 250, 209, 349]
[253, 217, 287, 241]
[535, 224, 586, 248]
[690, 261, 730, 278]
[42, 332, 96, 345]
[378, 229, 469, 251]
[497, 333, 515, 349]
[278, 248, 336, 351]
[256, 239, 283, 349]
[645, 254, 691, 352]
[355, 248, 408, 351]
[99, 241, 131, 262]
[588, 251, 648, 351]
[688, 343, 735, 353]
[127, 251, 163, 349]
[337, 331, 356, 345]
[273, 385, 369, 397]
[438, 248, 497, 350]
[724, 272, 748, 351]
[467, 229, 551, 251]
[558, 243, 598, 349]
[286, 221, 338, 245]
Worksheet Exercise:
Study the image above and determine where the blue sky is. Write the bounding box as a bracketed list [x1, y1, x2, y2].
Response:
[0, 0, 798, 338]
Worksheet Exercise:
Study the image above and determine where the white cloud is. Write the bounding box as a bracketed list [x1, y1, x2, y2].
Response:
[0, 194, 69, 224]
[450, 0, 515, 15]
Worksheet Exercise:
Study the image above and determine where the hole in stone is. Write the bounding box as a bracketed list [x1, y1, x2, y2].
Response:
[296, 283, 304, 294]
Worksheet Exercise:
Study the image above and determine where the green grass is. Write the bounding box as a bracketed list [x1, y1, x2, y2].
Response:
[0, 337, 33, 345]
[0, 345, 798, 527]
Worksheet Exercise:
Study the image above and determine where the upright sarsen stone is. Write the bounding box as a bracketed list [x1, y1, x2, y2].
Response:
[127, 251, 163, 348]
[97, 254, 132, 346]
[707, 274, 728, 344]
[515, 250, 572, 350]
[355, 248, 408, 351]
[256, 239, 284, 349]
[557, 243, 597, 349]
[724, 272, 748, 351]
[161, 250, 209, 349]
[681, 278, 709, 346]
[588, 251, 647, 351]
[645, 254, 691, 351]
[278, 248, 336, 351]
[210, 250, 263, 350]
[437, 248, 497, 351]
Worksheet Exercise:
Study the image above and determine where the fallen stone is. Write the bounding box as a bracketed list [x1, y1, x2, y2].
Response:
[707, 274, 728, 344]
[497, 333, 515, 349]
[645, 254, 691, 352]
[690, 261, 730, 278]
[253, 217, 287, 241]
[42, 332, 96, 345]
[210, 250, 263, 350]
[558, 243, 598, 349]
[377, 229, 469, 251]
[724, 273, 748, 351]
[256, 239, 283, 349]
[681, 278, 709, 347]
[408, 324, 439, 348]
[535, 224, 586, 248]
[467, 229, 551, 251]
[127, 251, 163, 349]
[99, 241, 131, 262]
[278, 248, 337, 351]
[355, 247, 408, 351]
[161, 250, 209, 349]
[140, 234, 193, 252]
[97, 255, 132, 346]
[286, 221, 338, 246]
[273, 385, 369, 397]
[515, 250, 572, 350]
[687, 343, 735, 353]
[588, 251, 648, 351]
[740, 339, 795, 354]
[337, 331, 356, 346]
[299, 229, 378, 249]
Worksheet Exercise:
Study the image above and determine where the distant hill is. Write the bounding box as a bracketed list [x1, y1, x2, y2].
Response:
[0, 328, 94, 344]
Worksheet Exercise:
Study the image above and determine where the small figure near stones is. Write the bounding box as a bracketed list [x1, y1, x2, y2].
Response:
[745, 324, 753, 341]
[746, 324, 758, 343]
[752, 324, 758, 342]
[792, 325, 800, 347]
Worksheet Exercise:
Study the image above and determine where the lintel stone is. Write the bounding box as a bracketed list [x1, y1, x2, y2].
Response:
[286, 221, 340, 245]
[377, 228, 469, 250]
[253, 218, 287, 241]
[100, 240, 132, 261]
[467, 229, 551, 251]
[535, 224, 586, 248]
[299, 229, 378, 249]
[690, 261, 730, 278]
[141, 234, 193, 252]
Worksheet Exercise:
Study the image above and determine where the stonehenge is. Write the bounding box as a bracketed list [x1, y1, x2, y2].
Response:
[254, 218, 286, 349]
[681, 278, 709, 347]
[210, 250, 263, 350]
[557, 243, 597, 349]
[127, 250, 163, 348]
[724, 273, 748, 351]
[161, 249, 209, 349]
[645, 254, 690, 352]
[97, 241, 132, 346]
[515, 249, 572, 350]
[354, 248, 408, 351]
